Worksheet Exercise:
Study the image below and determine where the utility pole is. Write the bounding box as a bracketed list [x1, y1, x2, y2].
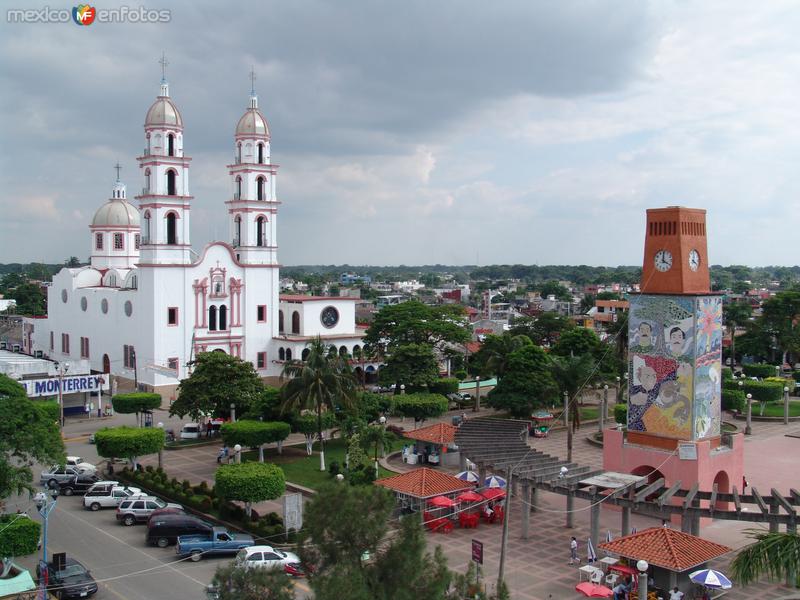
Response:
[496, 470, 513, 592]
[565, 390, 574, 528]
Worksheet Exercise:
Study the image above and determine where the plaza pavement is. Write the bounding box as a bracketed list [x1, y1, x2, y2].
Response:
[74, 406, 800, 599]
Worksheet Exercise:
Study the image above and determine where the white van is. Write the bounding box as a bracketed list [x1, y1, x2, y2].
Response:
[180, 423, 201, 440]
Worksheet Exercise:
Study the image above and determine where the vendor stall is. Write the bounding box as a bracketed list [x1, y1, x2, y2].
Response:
[402, 422, 460, 466]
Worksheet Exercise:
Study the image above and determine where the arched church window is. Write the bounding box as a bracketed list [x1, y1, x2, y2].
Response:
[209, 305, 218, 331]
[236, 176, 242, 200]
[143, 211, 151, 243]
[339, 346, 348, 357]
[256, 216, 266, 247]
[257, 143, 264, 164]
[278, 310, 284, 333]
[145, 169, 151, 193]
[285, 349, 292, 361]
[237, 143, 242, 163]
[291, 311, 300, 334]
[167, 134, 175, 157]
[278, 348, 285, 361]
[219, 305, 228, 330]
[167, 170, 177, 196]
[302, 348, 310, 361]
[257, 177, 265, 201]
[166, 212, 178, 245]
[234, 216, 242, 246]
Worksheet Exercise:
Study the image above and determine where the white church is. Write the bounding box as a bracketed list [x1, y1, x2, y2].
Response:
[24, 70, 369, 401]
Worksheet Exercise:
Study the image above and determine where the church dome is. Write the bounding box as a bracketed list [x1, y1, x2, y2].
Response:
[236, 108, 270, 138]
[92, 198, 140, 227]
[145, 95, 183, 128]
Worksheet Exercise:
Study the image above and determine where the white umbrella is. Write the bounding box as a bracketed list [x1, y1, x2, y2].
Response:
[689, 569, 732, 590]
[484, 475, 507, 488]
[587, 537, 597, 563]
[456, 470, 480, 483]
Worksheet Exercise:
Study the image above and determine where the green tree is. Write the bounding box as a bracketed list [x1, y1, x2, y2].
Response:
[210, 561, 295, 600]
[731, 529, 800, 588]
[379, 343, 440, 392]
[94, 426, 164, 469]
[550, 354, 597, 430]
[243, 386, 284, 422]
[360, 424, 395, 479]
[724, 300, 753, 369]
[471, 334, 532, 380]
[509, 313, 573, 347]
[215, 462, 285, 517]
[6, 281, 46, 315]
[299, 484, 452, 600]
[392, 393, 448, 426]
[538, 280, 572, 301]
[363, 301, 469, 356]
[759, 291, 800, 365]
[65, 256, 82, 268]
[0, 375, 64, 498]
[486, 345, 558, 418]
[171, 352, 264, 422]
[293, 412, 336, 456]
[0, 514, 41, 577]
[281, 337, 358, 471]
[221, 420, 291, 460]
[446, 563, 510, 600]
[111, 392, 161, 427]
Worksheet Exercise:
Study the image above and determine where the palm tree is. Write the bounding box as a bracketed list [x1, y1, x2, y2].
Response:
[360, 424, 395, 479]
[550, 354, 597, 430]
[281, 337, 358, 471]
[724, 300, 752, 371]
[731, 529, 800, 587]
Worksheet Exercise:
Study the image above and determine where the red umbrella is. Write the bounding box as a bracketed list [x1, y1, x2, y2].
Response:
[456, 491, 483, 503]
[575, 582, 613, 598]
[480, 487, 506, 501]
[427, 495, 456, 508]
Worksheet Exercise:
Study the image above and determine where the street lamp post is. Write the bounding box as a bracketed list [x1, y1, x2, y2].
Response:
[599, 384, 608, 434]
[636, 560, 649, 600]
[234, 444, 242, 464]
[615, 376, 621, 404]
[784, 386, 790, 426]
[623, 372, 629, 404]
[230, 403, 236, 423]
[745, 393, 753, 435]
[157, 422, 164, 470]
[35, 488, 58, 600]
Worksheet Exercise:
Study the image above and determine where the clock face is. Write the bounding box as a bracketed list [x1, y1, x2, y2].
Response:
[688, 249, 701, 271]
[321, 306, 339, 328]
[654, 250, 673, 272]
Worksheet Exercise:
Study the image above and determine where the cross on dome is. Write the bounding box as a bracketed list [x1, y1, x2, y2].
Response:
[159, 51, 169, 83]
[114, 161, 122, 182]
[249, 66, 257, 96]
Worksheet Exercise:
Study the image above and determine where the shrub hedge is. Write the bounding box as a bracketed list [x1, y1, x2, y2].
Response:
[722, 389, 746, 413]
[428, 377, 459, 395]
[722, 379, 785, 403]
[215, 462, 286, 504]
[0, 514, 41, 558]
[613, 404, 628, 425]
[95, 426, 164, 461]
[111, 392, 162, 414]
[392, 393, 449, 422]
[220, 420, 291, 448]
[742, 363, 779, 379]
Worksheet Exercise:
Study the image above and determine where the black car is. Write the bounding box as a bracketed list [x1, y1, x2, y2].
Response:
[37, 555, 98, 599]
[146, 513, 213, 548]
[56, 474, 107, 496]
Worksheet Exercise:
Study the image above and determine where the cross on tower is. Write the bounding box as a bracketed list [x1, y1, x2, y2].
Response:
[249, 66, 256, 96]
[114, 162, 122, 181]
[159, 51, 169, 82]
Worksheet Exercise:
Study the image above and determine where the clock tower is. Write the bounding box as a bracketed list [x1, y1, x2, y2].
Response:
[641, 206, 710, 295]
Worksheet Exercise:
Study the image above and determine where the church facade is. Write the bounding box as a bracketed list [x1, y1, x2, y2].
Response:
[24, 74, 367, 399]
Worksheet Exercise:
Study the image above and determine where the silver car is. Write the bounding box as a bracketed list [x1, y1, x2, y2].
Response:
[116, 496, 183, 526]
[40, 465, 83, 488]
[83, 484, 144, 511]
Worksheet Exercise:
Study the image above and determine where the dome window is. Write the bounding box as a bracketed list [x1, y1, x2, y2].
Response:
[257, 177, 265, 201]
[95, 233, 104, 250]
[166, 213, 178, 245]
[167, 133, 175, 157]
[166, 170, 177, 196]
[256, 216, 266, 247]
[257, 143, 264, 164]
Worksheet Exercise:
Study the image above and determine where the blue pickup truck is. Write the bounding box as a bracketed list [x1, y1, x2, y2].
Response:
[176, 527, 254, 561]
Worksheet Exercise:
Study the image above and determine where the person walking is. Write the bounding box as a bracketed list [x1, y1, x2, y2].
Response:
[742, 474, 748, 492]
[569, 536, 579, 565]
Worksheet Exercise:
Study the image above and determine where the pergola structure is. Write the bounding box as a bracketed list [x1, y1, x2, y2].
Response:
[455, 418, 800, 545]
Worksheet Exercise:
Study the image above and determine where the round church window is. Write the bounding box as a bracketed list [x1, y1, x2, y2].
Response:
[101, 299, 109, 314]
[61, 289, 68, 303]
[124, 301, 133, 317]
[320, 306, 339, 328]
[81, 297, 88, 312]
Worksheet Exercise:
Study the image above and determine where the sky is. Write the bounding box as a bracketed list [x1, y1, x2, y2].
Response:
[1, 1, 800, 267]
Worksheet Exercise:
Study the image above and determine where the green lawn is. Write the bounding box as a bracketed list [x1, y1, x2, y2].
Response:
[241, 437, 395, 490]
[755, 401, 800, 417]
[579, 406, 599, 421]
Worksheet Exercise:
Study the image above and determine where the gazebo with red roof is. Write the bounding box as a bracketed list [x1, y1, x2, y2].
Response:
[375, 467, 473, 511]
[598, 527, 731, 594]
[402, 422, 460, 467]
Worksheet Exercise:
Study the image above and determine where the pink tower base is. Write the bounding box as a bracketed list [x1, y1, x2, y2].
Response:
[602, 428, 744, 528]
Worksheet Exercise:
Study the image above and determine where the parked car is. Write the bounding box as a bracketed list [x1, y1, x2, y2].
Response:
[146, 513, 213, 547]
[148, 506, 186, 522]
[65, 456, 96, 473]
[83, 484, 144, 511]
[116, 496, 183, 526]
[235, 545, 301, 571]
[176, 527, 254, 561]
[56, 474, 113, 496]
[36, 555, 98, 599]
[180, 423, 201, 440]
[41, 466, 84, 488]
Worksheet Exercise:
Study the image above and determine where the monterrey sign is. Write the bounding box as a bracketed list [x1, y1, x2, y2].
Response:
[19, 375, 109, 398]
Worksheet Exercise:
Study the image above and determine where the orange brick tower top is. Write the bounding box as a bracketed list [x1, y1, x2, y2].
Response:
[641, 207, 710, 294]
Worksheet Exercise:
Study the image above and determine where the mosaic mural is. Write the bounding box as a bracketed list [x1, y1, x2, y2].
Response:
[627, 295, 721, 440]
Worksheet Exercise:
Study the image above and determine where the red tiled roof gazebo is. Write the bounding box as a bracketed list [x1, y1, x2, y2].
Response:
[598, 527, 731, 593]
[402, 423, 460, 467]
[375, 467, 473, 511]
